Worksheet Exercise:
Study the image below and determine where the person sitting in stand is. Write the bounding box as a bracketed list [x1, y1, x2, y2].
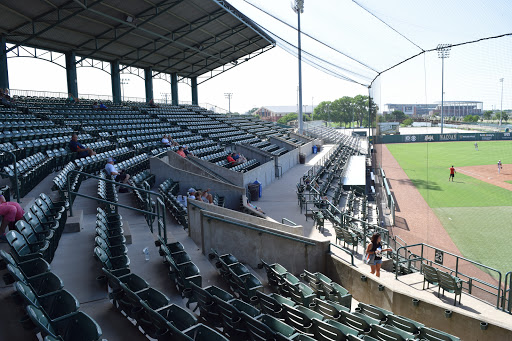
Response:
[183, 146, 194, 157]
[187, 188, 197, 200]
[99, 102, 108, 110]
[246, 199, 265, 214]
[200, 189, 213, 204]
[227, 153, 241, 166]
[176, 146, 187, 158]
[162, 135, 171, 146]
[92, 101, 100, 110]
[69, 134, 96, 157]
[148, 98, 159, 108]
[0, 194, 25, 242]
[233, 152, 247, 164]
[0, 88, 13, 108]
[105, 157, 130, 193]
[65, 93, 79, 105]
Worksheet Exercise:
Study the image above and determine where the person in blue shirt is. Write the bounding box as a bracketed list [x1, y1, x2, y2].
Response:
[69, 134, 95, 158]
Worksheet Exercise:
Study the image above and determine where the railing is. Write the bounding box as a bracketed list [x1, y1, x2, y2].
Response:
[300, 145, 338, 186]
[0, 149, 20, 202]
[66, 170, 168, 244]
[503, 271, 511, 313]
[394, 243, 503, 309]
[329, 243, 355, 266]
[281, 218, 297, 226]
[202, 213, 315, 246]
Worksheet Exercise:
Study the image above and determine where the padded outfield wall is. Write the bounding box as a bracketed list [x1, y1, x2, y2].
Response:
[375, 132, 512, 144]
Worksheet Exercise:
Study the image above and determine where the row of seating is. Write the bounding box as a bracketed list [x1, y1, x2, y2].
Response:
[129, 170, 156, 225]
[0, 127, 74, 143]
[209, 249, 263, 303]
[74, 147, 134, 174]
[52, 162, 85, 202]
[159, 178, 188, 228]
[2, 152, 54, 197]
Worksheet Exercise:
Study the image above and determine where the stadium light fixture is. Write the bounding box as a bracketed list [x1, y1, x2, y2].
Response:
[292, 0, 305, 134]
[500, 78, 504, 128]
[224, 93, 233, 113]
[437, 44, 451, 134]
[120, 78, 130, 102]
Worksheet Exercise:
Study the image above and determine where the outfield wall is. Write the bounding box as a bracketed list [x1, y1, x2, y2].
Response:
[375, 132, 512, 144]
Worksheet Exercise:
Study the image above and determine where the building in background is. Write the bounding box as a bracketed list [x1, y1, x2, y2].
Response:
[385, 101, 482, 117]
[254, 105, 314, 122]
[385, 103, 437, 116]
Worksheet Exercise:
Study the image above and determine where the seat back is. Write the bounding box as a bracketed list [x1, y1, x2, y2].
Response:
[339, 311, 371, 333]
[438, 271, 459, 291]
[312, 318, 350, 341]
[368, 324, 407, 341]
[6, 230, 36, 258]
[423, 264, 439, 283]
[241, 312, 278, 341]
[26, 305, 57, 337]
[386, 315, 424, 336]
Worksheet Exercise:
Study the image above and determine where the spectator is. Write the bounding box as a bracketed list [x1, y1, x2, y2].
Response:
[0, 88, 13, 108]
[200, 189, 213, 204]
[233, 152, 247, 163]
[66, 93, 78, 105]
[149, 99, 159, 108]
[69, 134, 96, 158]
[92, 101, 100, 110]
[187, 188, 197, 200]
[0, 194, 25, 241]
[176, 146, 187, 158]
[99, 102, 108, 110]
[162, 135, 171, 146]
[365, 232, 392, 278]
[194, 191, 202, 201]
[105, 157, 130, 193]
[227, 153, 239, 166]
[183, 146, 194, 157]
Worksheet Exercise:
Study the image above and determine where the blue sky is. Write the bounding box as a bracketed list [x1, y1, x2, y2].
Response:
[5, 0, 512, 113]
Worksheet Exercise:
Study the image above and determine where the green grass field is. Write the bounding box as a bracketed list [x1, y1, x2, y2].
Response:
[387, 141, 512, 277]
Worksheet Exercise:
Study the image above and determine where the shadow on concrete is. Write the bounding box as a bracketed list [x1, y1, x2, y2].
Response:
[394, 217, 410, 231]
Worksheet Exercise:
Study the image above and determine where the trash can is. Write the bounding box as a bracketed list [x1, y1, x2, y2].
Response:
[316, 145, 321, 152]
[253, 180, 262, 198]
[312, 145, 318, 154]
[248, 184, 259, 201]
[299, 153, 306, 164]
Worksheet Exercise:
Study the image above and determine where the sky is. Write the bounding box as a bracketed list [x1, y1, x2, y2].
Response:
[5, 0, 512, 114]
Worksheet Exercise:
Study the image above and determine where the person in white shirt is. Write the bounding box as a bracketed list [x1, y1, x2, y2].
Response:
[498, 160, 503, 174]
[105, 157, 130, 192]
[162, 135, 170, 146]
[187, 188, 197, 200]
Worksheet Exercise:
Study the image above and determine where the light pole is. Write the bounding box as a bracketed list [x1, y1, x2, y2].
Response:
[437, 44, 451, 134]
[121, 78, 129, 102]
[160, 92, 170, 105]
[224, 93, 233, 113]
[500, 78, 504, 128]
[293, 0, 305, 134]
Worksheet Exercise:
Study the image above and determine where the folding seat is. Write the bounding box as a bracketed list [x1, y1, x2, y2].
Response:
[167, 254, 202, 293]
[0, 250, 50, 278]
[16, 281, 80, 320]
[6, 263, 63, 296]
[241, 312, 298, 341]
[94, 246, 130, 271]
[26, 305, 103, 341]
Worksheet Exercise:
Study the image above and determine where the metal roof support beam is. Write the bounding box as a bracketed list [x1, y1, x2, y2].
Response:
[65, 51, 78, 97]
[191, 77, 198, 105]
[111, 60, 121, 104]
[0, 35, 9, 89]
[171, 72, 178, 106]
[144, 67, 153, 103]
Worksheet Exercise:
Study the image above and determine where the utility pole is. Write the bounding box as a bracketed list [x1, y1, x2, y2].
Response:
[437, 44, 451, 134]
[500, 78, 504, 128]
[293, 0, 305, 133]
[224, 93, 233, 113]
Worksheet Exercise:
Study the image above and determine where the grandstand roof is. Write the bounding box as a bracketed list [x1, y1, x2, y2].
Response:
[0, 0, 275, 81]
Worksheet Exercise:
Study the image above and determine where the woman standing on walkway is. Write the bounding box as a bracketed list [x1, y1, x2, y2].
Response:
[366, 233, 392, 277]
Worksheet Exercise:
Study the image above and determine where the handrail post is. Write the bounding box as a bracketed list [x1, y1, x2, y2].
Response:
[66, 172, 73, 217]
[0, 149, 20, 203]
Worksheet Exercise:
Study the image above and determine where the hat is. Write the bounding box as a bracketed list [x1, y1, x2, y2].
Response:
[107, 157, 115, 162]
[188, 188, 196, 193]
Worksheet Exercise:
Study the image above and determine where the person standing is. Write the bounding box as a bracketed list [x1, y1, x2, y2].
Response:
[498, 160, 502, 174]
[449, 165, 456, 182]
[365, 233, 392, 277]
[474, 142, 478, 151]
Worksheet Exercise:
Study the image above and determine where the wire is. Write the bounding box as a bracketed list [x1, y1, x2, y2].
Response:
[352, 0, 425, 52]
[242, 0, 380, 73]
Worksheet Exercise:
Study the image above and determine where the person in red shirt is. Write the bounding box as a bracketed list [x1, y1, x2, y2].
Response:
[176, 147, 187, 158]
[226, 153, 237, 165]
[449, 165, 456, 182]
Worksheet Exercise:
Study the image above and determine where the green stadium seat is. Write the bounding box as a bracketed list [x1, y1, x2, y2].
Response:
[417, 326, 460, 341]
[6, 264, 63, 296]
[422, 264, 440, 292]
[437, 270, 463, 305]
[312, 317, 359, 341]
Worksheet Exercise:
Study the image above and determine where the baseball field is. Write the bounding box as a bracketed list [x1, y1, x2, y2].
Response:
[386, 141, 512, 277]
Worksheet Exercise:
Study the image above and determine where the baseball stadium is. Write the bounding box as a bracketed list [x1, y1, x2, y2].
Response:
[0, 1, 511, 341]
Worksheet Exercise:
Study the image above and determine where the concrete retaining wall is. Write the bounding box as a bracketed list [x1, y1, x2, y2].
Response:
[233, 144, 272, 165]
[150, 157, 245, 209]
[276, 148, 299, 175]
[242, 159, 275, 189]
[326, 256, 512, 341]
[188, 201, 327, 274]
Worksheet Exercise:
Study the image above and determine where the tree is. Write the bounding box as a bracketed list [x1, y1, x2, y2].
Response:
[246, 107, 259, 115]
[483, 110, 493, 120]
[502, 112, 509, 122]
[277, 113, 311, 125]
[313, 101, 332, 122]
[401, 118, 413, 126]
[463, 115, 480, 123]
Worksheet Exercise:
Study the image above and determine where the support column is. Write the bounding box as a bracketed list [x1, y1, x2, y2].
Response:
[65, 52, 78, 97]
[171, 73, 178, 106]
[111, 60, 121, 104]
[191, 77, 198, 105]
[144, 67, 153, 103]
[0, 35, 9, 90]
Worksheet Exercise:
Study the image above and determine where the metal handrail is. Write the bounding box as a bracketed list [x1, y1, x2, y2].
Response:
[66, 169, 168, 244]
[202, 213, 315, 246]
[0, 148, 20, 202]
[503, 271, 511, 313]
[282, 218, 297, 226]
[395, 243, 503, 309]
[329, 243, 355, 266]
